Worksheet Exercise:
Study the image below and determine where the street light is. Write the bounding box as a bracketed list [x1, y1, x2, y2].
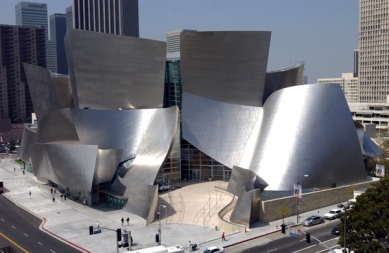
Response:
[296, 174, 308, 224]
[158, 205, 166, 245]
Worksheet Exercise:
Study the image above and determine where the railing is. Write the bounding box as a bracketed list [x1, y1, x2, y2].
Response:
[217, 195, 246, 233]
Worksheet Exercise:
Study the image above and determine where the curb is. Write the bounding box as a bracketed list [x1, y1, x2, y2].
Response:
[2, 193, 91, 253]
[224, 224, 300, 248]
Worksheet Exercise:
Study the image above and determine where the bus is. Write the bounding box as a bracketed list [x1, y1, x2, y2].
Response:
[0, 180, 3, 193]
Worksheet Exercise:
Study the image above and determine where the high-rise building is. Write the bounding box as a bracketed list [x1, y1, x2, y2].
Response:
[354, 49, 358, 78]
[50, 13, 68, 74]
[358, 0, 389, 103]
[66, 6, 73, 30]
[72, 0, 139, 37]
[15, 1, 55, 72]
[318, 73, 359, 103]
[0, 25, 46, 122]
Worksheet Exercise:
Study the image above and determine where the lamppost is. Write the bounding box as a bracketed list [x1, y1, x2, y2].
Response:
[296, 174, 308, 224]
[158, 205, 166, 245]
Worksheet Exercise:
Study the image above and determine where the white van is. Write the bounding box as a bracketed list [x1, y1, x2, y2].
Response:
[126, 245, 185, 253]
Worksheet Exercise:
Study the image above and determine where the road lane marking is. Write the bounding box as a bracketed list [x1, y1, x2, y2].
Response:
[24, 233, 28, 237]
[38, 242, 43, 245]
[12, 225, 16, 229]
[50, 250, 56, 253]
[0, 232, 29, 253]
[1, 218, 4, 221]
[268, 248, 278, 252]
[317, 246, 341, 253]
[292, 244, 317, 252]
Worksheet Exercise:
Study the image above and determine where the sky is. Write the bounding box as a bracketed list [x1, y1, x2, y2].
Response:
[0, 0, 359, 82]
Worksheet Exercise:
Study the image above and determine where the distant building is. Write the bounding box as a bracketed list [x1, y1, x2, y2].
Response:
[72, 0, 139, 37]
[50, 13, 68, 74]
[66, 6, 73, 30]
[0, 25, 46, 123]
[15, 1, 55, 72]
[318, 73, 359, 103]
[302, 75, 308, 84]
[353, 49, 358, 78]
[358, 0, 389, 103]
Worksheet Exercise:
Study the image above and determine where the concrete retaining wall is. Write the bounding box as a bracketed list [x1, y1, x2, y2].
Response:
[217, 198, 246, 233]
[259, 181, 375, 223]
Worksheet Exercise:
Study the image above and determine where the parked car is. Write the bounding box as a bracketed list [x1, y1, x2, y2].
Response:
[324, 209, 342, 220]
[159, 184, 171, 191]
[337, 203, 344, 208]
[303, 215, 324, 226]
[331, 227, 340, 235]
[202, 246, 225, 253]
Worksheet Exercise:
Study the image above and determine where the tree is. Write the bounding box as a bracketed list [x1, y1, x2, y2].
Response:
[338, 177, 389, 252]
[276, 205, 290, 225]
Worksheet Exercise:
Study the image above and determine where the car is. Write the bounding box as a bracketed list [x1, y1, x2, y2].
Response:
[202, 246, 225, 253]
[159, 184, 171, 191]
[337, 203, 344, 208]
[302, 215, 324, 226]
[331, 227, 340, 235]
[324, 209, 342, 220]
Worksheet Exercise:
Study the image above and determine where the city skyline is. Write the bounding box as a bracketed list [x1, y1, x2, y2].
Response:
[0, 0, 358, 82]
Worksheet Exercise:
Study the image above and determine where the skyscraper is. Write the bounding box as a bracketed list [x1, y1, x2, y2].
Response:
[50, 13, 68, 74]
[15, 1, 56, 72]
[73, 0, 139, 37]
[358, 0, 389, 103]
[0, 25, 46, 122]
[66, 6, 73, 30]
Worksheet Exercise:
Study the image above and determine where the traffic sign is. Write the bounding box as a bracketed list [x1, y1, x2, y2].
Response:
[158, 229, 161, 234]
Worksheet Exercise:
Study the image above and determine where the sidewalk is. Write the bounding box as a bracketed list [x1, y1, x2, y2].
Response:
[0, 155, 347, 253]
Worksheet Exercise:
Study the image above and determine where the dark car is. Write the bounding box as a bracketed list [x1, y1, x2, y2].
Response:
[331, 227, 340, 235]
[337, 203, 344, 208]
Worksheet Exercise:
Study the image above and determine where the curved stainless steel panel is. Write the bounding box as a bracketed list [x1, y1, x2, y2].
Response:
[23, 63, 61, 121]
[65, 29, 166, 110]
[37, 108, 80, 144]
[30, 143, 98, 191]
[52, 76, 73, 109]
[182, 92, 261, 168]
[180, 31, 271, 107]
[263, 62, 304, 104]
[241, 83, 366, 190]
[19, 124, 37, 163]
[356, 126, 383, 157]
[93, 149, 123, 185]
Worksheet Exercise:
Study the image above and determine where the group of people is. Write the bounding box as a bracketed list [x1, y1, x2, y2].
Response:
[121, 217, 130, 226]
[14, 167, 25, 175]
[49, 187, 67, 202]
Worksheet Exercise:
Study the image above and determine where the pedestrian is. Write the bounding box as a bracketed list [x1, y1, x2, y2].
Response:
[221, 232, 226, 241]
[188, 241, 192, 252]
[14, 167, 15, 172]
[96, 221, 100, 231]
[64, 194, 67, 200]
[54, 188, 56, 194]
[22, 170, 25, 175]
[121, 217, 124, 226]
[126, 217, 130, 226]
[60, 194, 63, 201]
[29, 191, 31, 198]
[52, 195, 55, 202]
[50, 188, 53, 194]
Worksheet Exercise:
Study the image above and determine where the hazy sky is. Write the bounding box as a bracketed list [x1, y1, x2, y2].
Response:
[0, 0, 358, 82]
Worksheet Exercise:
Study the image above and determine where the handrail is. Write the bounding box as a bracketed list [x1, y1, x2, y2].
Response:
[217, 195, 246, 232]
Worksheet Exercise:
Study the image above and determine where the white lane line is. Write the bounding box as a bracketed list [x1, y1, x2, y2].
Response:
[23, 233, 28, 237]
[11, 225, 16, 229]
[50, 250, 56, 253]
[292, 244, 317, 253]
[316, 246, 341, 253]
[268, 248, 278, 252]
[1, 218, 4, 221]
[37, 242, 43, 245]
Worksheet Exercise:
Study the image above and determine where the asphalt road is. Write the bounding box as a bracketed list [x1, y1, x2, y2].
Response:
[226, 219, 343, 253]
[0, 194, 82, 253]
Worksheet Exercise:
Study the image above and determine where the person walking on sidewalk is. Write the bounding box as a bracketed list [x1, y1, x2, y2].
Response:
[221, 232, 226, 241]
[14, 167, 15, 172]
[29, 191, 31, 198]
[22, 170, 25, 175]
[50, 188, 53, 194]
[96, 221, 100, 231]
[121, 217, 124, 226]
[126, 217, 130, 226]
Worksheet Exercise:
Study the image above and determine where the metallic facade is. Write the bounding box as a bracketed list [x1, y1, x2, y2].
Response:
[20, 29, 178, 223]
[65, 29, 166, 110]
[180, 31, 271, 107]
